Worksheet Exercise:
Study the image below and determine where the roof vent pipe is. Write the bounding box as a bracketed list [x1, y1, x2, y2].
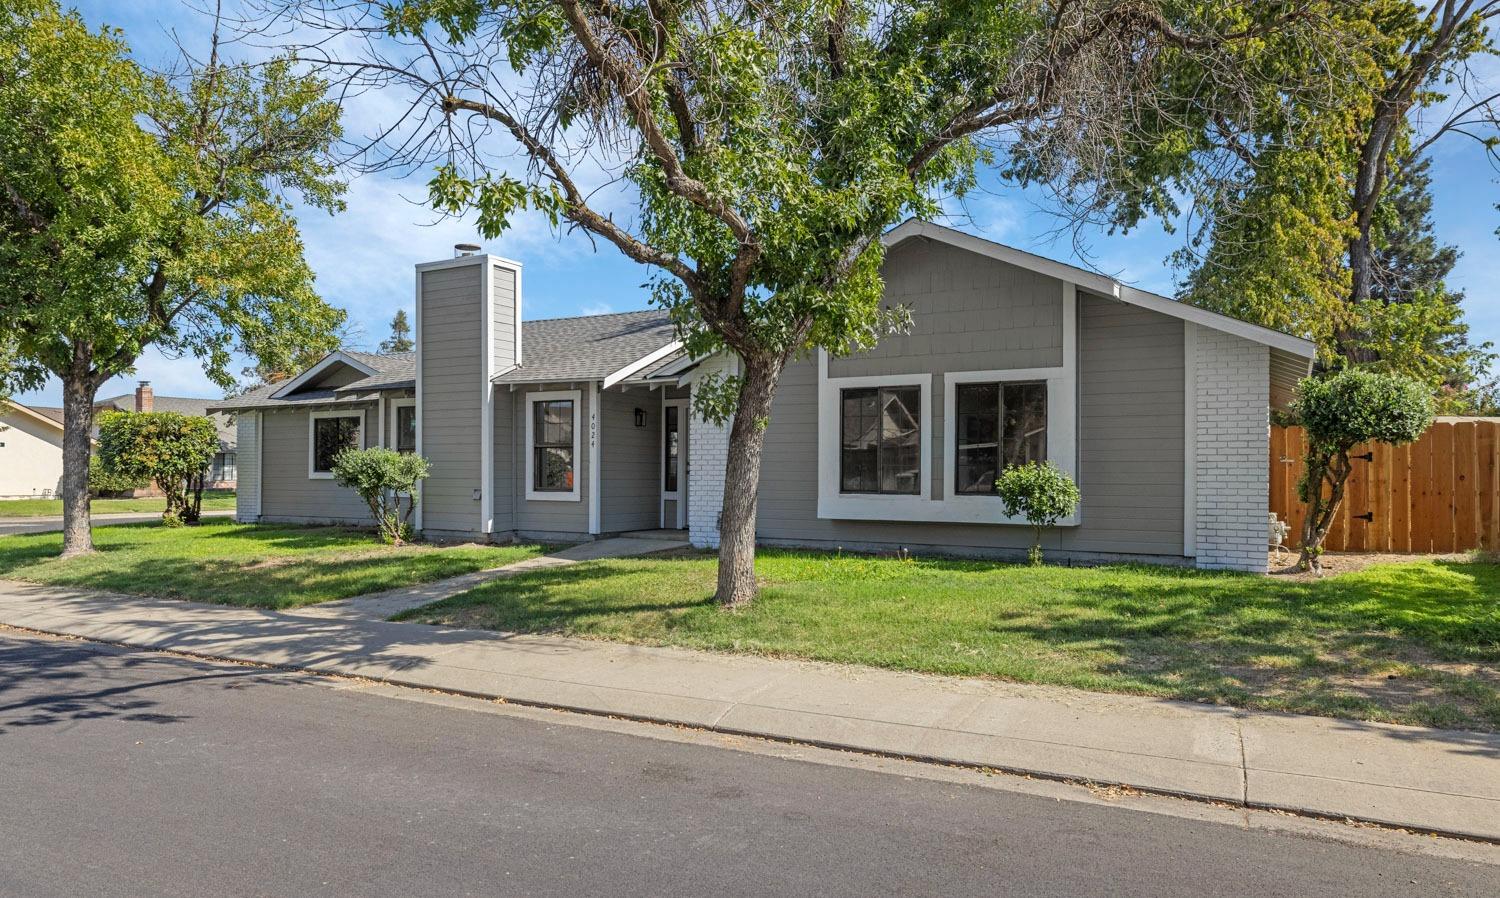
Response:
[454, 243, 481, 258]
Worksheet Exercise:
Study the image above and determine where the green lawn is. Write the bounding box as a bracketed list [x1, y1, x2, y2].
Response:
[0, 491, 238, 517]
[0, 520, 545, 608]
[402, 550, 1500, 731]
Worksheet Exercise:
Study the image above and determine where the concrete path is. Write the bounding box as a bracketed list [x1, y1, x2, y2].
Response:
[285, 534, 690, 621]
[0, 580, 1495, 842]
[0, 509, 235, 536]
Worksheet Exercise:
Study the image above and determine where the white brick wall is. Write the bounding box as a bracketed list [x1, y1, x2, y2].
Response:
[687, 353, 735, 548]
[1193, 327, 1270, 572]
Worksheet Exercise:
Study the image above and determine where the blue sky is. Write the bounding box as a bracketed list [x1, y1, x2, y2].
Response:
[15, 0, 1498, 406]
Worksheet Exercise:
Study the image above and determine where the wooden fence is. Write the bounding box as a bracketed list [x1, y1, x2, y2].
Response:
[1269, 421, 1500, 553]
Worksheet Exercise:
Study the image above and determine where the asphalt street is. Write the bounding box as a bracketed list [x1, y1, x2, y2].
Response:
[0, 631, 1494, 897]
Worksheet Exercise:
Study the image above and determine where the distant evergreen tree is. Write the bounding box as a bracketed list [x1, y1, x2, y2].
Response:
[380, 309, 414, 353]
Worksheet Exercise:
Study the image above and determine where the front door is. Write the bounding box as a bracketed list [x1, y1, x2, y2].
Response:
[661, 399, 688, 529]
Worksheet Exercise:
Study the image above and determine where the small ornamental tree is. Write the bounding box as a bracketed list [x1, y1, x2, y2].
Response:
[97, 411, 220, 525]
[330, 447, 429, 545]
[1294, 369, 1432, 573]
[995, 462, 1081, 566]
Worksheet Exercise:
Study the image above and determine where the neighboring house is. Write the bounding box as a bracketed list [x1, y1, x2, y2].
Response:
[213, 220, 1316, 573]
[0, 383, 237, 500]
[94, 382, 238, 489]
[0, 401, 69, 500]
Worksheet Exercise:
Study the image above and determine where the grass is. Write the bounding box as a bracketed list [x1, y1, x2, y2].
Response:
[0, 520, 545, 609]
[0, 491, 238, 517]
[402, 549, 1500, 731]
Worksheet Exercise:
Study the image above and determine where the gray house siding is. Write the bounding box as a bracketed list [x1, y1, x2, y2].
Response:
[256, 405, 373, 524]
[751, 267, 1188, 561]
[493, 263, 518, 370]
[600, 388, 659, 533]
[828, 238, 1063, 379]
[491, 388, 515, 534]
[420, 263, 485, 534]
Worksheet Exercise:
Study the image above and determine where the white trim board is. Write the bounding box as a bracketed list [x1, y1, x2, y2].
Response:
[307, 408, 364, 479]
[270, 351, 379, 400]
[603, 341, 685, 388]
[588, 381, 601, 534]
[660, 397, 688, 529]
[414, 269, 424, 531]
[523, 389, 583, 502]
[883, 218, 1317, 359]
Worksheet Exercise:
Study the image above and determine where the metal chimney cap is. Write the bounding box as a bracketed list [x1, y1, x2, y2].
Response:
[454, 243, 481, 257]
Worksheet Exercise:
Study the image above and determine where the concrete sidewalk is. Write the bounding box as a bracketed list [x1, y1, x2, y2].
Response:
[0, 580, 1495, 842]
[0, 509, 234, 536]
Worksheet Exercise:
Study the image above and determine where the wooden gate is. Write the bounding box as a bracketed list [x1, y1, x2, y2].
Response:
[1269, 420, 1500, 553]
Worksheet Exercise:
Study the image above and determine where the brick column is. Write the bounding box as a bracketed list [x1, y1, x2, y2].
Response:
[687, 354, 735, 549]
[1194, 328, 1270, 572]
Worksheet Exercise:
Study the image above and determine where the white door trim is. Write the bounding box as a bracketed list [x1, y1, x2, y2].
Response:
[661, 397, 688, 529]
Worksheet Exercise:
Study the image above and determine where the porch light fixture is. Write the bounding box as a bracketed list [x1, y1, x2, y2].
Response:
[634, 407, 647, 427]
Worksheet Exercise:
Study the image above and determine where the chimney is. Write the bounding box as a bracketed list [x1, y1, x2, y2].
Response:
[454, 242, 481, 258]
[134, 381, 153, 412]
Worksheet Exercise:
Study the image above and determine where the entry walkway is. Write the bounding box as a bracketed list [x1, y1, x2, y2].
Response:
[0, 577, 1494, 843]
[285, 533, 690, 622]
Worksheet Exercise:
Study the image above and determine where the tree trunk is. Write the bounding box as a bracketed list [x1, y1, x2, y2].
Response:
[58, 358, 101, 557]
[1297, 452, 1352, 574]
[714, 353, 784, 609]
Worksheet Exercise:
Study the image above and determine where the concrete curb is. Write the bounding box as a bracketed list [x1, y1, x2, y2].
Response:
[1, 582, 1496, 843]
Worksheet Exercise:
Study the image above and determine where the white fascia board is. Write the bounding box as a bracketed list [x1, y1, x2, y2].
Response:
[2, 400, 67, 434]
[603, 340, 685, 389]
[883, 218, 1318, 360]
[270, 351, 380, 400]
[413, 252, 525, 274]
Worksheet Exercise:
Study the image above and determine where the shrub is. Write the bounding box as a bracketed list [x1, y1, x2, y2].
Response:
[330, 447, 430, 545]
[995, 461, 1080, 565]
[1293, 369, 1433, 572]
[87, 454, 146, 497]
[97, 411, 220, 525]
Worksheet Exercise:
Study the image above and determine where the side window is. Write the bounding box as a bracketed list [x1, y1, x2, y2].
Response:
[532, 399, 575, 492]
[311, 414, 362, 475]
[395, 404, 417, 453]
[839, 385, 921, 494]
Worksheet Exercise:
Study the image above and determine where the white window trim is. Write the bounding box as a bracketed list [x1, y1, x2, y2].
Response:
[525, 389, 582, 502]
[390, 398, 416, 452]
[816, 282, 1079, 526]
[308, 409, 364, 480]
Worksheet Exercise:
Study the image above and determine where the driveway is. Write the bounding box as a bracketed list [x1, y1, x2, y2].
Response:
[0, 509, 234, 536]
[1, 631, 1492, 897]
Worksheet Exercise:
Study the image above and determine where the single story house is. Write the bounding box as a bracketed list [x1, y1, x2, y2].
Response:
[213, 220, 1316, 573]
[0, 383, 237, 499]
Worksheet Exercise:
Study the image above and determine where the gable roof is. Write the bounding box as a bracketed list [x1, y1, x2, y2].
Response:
[1, 400, 67, 431]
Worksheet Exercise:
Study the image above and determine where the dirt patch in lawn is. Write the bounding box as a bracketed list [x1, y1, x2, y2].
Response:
[1267, 550, 1471, 580]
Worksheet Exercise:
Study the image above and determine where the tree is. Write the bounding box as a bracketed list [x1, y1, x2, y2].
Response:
[380, 309, 415, 353]
[1292, 370, 1432, 573]
[330, 447, 429, 544]
[995, 462, 1080, 566]
[282, 0, 1320, 606]
[0, 2, 347, 556]
[1168, 2, 1498, 396]
[97, 411, 221, 525]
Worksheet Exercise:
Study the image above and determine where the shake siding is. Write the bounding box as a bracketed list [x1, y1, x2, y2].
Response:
[420, 264, 484, 534]
[492, 264, 517, 369]
[600, 388, 659, 532]
[512, 386, 592, 536]
[257, 406, 372, 523]
[751, 266, 1187, 560]
[828, 238, 1063, 378]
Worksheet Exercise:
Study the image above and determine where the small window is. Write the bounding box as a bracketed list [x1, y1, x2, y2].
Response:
[663, 405, 680, 493]
[532, 399, 575, 492]
[954, 381, 1046, 495]
[395, 404, 416, 453]
[840, 385, 921, 494]
[311, 414, 362, 475]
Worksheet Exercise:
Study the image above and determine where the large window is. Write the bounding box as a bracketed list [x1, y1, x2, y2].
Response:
[532, 398, 575, 493]
[309, 411, 362, 478]
[954, 381, 1046, 495]
[840, 385, 921, 494]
